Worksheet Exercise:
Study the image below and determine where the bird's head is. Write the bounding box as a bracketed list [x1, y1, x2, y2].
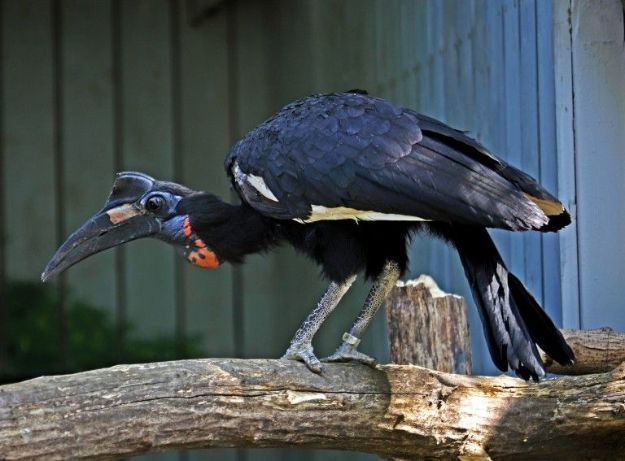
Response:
[42, 171, 221, 282]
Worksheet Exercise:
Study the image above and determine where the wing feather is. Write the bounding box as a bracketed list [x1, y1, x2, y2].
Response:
[225, 92, 564, 230]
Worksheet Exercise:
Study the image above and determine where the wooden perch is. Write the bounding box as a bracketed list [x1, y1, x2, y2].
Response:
[2, 358, 625, 460]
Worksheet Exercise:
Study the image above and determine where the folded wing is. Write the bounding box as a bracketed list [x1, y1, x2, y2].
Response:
[226, 92, 569, 231]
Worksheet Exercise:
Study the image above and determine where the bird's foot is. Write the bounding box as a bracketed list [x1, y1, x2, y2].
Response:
[281, 341, 322, 374]
[322, 337, 377, 367]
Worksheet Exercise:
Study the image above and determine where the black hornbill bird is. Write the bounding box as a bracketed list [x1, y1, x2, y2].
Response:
[42, 91, 574, 380]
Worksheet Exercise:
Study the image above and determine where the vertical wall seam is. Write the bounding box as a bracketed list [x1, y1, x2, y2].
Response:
[499, 1, 510, 264]
[0, 0, 6, 370]
[170, 0, 185, 359]
[516, 0, 527, 279]
[568, 0, 582, 328]
[552, 0, 580, 328]
[227, 0, 244, 360]
[534, 1, 547, 309]
[227, 10, 249, 461]
[52, 0, 67, 369]
[111, 0, 126, 359]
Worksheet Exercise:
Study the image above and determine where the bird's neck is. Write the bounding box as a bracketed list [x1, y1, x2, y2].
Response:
[180, 194, 281, 264]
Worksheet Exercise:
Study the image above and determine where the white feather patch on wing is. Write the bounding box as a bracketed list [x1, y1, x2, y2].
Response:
[247, 174, 279, 202]
[294, 205, 430, 223]
[232, 161, 279, 202]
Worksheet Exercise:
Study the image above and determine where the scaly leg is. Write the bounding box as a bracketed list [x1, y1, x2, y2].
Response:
[282, 274, 357, 373]
[323, 261, 400, 365]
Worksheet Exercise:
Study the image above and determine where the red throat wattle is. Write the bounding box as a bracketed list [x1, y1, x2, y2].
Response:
[183, 215, 219, 269]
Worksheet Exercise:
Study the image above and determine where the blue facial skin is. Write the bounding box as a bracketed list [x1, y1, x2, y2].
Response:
[159, 214, 187, 244]
[138, 192, 185, 244]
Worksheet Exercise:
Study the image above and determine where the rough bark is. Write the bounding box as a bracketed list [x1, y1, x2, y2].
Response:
[543, 327, 625, 375]
[385, 275, 472, 374]
[1, 359, 625, 460]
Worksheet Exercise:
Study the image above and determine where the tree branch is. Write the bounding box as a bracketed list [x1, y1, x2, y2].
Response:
[1, 358, 625, 460]
[543, 327, 625, 375]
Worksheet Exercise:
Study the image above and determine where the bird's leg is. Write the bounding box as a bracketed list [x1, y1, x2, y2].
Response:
[282, 274, 357, 373]
[323, 261, 400, 366]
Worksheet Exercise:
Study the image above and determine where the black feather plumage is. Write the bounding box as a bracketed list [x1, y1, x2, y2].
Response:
[219, 92, 574, 379]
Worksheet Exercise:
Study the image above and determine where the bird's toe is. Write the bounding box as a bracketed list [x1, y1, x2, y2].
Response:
[281, 342, 322, 373]
[322, 344, 377, 367]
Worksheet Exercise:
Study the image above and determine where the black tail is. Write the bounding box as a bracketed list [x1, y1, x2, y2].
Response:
[440, 224, 574, 380]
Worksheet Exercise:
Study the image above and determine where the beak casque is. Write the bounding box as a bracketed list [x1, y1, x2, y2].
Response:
[41, 172, 162, 282]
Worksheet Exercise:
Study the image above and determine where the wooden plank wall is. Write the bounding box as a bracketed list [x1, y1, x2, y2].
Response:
[2, 0, 63, 361]
[1, 2, 233, 460]
[554, 0, 625, 330]
[0, 0, 236, 352]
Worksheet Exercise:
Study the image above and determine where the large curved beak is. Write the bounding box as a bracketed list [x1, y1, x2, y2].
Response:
[41, 205, 161, 282]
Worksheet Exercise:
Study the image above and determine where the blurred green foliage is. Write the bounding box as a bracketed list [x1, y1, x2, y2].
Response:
[1, 281, 205, 383]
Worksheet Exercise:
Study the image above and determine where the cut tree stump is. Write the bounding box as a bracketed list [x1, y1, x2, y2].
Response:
[385, 275, 472, 374]
[385, 276, 625, 377]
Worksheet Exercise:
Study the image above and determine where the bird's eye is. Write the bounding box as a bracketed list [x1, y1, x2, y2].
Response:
[146, 195, 164, 212]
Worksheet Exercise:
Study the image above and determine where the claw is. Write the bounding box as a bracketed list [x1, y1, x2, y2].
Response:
[281, 341, 322, 373]
[322, 343, 377, 367]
